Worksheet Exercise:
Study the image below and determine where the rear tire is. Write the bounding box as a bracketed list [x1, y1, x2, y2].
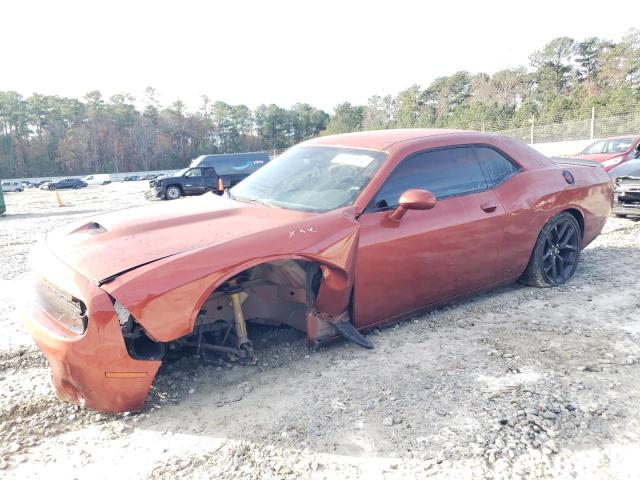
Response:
[520, 212, 582, 288]
[166, 185, 182, 200]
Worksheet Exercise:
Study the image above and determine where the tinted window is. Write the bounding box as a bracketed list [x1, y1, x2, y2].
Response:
[372, 147, 487, 209]
[474, 146, 519, 186]
[584, 137, 635, 154]
[202, 167, 216, 177]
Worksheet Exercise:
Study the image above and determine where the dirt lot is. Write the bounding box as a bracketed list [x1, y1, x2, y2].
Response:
[1, 183, 640, 479]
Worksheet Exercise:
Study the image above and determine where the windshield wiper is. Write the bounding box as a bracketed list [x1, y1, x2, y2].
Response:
[231, 195, 275, 208]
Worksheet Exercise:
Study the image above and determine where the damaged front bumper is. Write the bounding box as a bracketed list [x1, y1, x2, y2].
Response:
[611, 192, 640, 216]
[145, 186, 165, 200]
[613, 180, 640, 216]
[612, 202, 640, 216]
[20, 245, 161, 413]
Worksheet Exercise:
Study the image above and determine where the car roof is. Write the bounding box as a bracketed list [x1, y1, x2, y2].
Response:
[304, 128, 468, 150]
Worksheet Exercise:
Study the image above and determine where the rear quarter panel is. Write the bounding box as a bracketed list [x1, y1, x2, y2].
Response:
[494, 163, 612, 278]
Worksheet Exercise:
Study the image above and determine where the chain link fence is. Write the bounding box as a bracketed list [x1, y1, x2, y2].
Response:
[491, 108, 640, 144]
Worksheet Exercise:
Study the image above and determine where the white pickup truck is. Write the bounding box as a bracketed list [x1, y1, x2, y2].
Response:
[81, 174, 111, 185]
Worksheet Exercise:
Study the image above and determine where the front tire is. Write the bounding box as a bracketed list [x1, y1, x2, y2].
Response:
[166, 186, 182, 200]
[520, 212, 582, 287]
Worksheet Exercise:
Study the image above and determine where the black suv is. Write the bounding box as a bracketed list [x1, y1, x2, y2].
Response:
[146, 152, 269, 200]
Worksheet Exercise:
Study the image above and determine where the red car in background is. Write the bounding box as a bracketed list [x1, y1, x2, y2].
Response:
[21, 129, 612, 413]
[574, 135, 640, 171]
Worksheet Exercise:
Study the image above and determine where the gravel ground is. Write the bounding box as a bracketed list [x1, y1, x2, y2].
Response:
[1, 183, 640, 479]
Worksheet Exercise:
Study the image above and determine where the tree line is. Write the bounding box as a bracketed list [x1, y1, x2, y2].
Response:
[1, 30, 638, 178]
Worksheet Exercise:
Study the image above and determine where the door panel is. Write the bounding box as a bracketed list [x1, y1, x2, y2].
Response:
[184, 170, 205, 194]
[354, 190, 505, 328]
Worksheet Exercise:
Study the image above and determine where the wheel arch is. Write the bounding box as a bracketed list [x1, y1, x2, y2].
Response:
[181, 255, 352, 346]
[186, 254, 313, 327]
[166, 183, 183, 192]
[124, 253, 351, 343]
[561, 207, 585, 236]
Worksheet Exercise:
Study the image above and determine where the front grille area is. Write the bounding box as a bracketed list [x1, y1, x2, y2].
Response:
[32, 277, 87, 334]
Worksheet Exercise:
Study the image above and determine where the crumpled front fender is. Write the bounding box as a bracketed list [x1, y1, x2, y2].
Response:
[101, 207, 361, 342]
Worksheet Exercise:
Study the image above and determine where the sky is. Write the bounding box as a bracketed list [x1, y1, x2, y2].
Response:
[2, 0, 638, 112]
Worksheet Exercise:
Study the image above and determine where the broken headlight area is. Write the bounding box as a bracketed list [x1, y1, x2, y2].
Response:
[32, 276, 88, 334]
[113, 300, 166, 361]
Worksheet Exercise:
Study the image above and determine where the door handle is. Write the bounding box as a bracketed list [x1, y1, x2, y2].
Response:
[480, 202, 498, 213]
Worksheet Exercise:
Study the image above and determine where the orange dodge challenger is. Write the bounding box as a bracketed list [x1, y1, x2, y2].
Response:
[21, 129, 613, 413]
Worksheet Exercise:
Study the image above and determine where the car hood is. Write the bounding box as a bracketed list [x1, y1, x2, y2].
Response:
[46, 194, 313, 284]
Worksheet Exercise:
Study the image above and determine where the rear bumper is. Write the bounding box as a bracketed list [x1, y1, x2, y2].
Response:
[20, 246, 161, 413]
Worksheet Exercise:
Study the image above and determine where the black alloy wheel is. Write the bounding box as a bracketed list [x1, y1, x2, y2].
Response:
[541, 218, 580, 284]
[520, 212, 582, 287]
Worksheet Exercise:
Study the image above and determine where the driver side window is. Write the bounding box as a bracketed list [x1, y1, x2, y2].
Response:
[371, 147, 487, 210]
[185, 168, 202, 177]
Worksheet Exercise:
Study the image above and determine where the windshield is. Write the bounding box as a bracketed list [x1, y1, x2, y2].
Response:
[583, 137, 635, 154]
[229, 146, 387, 212]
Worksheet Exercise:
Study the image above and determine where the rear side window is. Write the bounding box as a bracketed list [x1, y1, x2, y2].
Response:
[372, 147, 487, 209]
[474, 147, 519, 186]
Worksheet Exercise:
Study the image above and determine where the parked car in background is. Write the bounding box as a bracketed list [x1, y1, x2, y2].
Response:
[22, 129, 612, 413]
[2, 181, 24, 192]
[82, 174, 111, 185]
[147, 152, 269, 200]
[40, 178, 88, 190]
[33, 180, 51, 188]
[123, 175, 141, 182]
[573, 135, 640, 171]
[609, 159, 640, 218]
